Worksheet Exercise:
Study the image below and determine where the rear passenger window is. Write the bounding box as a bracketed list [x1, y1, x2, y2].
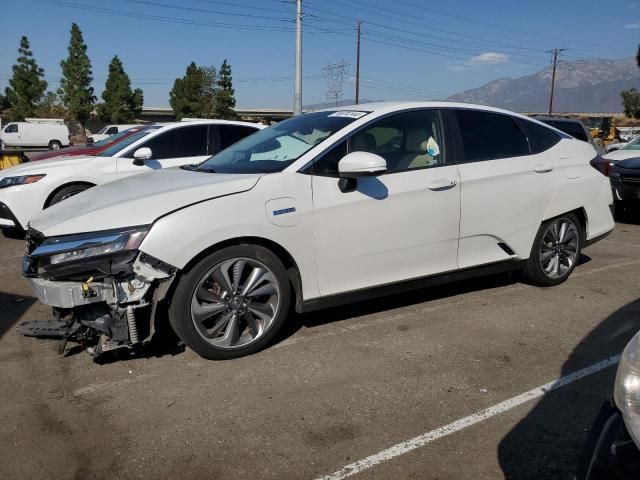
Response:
[516, 119, 561, 154]
[455, 110, 530, 162]
[133, 125, 208, 159]
[218, 125, 258, 151]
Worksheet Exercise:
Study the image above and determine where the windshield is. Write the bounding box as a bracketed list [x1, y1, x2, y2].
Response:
[97, 127, 160, 157]
[97, 126, 109, 134]
[622, 137, 640, 151]
[196, 111, 365, 174]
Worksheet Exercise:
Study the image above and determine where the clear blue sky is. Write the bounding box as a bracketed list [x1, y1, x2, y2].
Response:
[0, 0, 638, 109]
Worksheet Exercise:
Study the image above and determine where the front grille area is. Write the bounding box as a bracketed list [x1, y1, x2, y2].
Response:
[621, 176, 640, 184]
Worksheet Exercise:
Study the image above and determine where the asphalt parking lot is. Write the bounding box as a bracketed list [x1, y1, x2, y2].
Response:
[1, 212, 640, 480]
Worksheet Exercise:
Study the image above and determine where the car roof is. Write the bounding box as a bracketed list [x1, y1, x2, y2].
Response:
[315, 101, 553, 124]
[150, 119, 265, 130]
[532, 115, 584, 125]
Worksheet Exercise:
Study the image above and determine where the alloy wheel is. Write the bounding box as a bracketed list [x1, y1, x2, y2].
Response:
[190, 257, 281, 349]
[539, 218, 579, 279]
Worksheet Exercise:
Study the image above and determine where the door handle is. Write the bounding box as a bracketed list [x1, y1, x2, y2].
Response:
[427, 178, 457, 191]
[534, 164, 554, 173]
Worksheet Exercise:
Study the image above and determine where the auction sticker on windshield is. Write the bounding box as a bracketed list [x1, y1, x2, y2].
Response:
[328, 111, 368, 119]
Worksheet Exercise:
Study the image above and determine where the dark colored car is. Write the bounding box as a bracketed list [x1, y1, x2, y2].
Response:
[576, 400, 640, 480]
[576, 330, 640, 479]
[29, 127, 146, 161]
[533, 115, 606, 156]
[610, 157, 640, 205]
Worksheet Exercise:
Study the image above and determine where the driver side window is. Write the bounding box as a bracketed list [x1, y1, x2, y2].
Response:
[312, 109, 445, 176]
[4, 124, 18, 133]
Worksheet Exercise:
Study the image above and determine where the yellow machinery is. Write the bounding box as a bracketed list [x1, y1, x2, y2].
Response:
[585, 117, 621, 146]
[0, 150, 26, 170]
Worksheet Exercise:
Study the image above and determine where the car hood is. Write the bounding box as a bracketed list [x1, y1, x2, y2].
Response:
[615, 157, 640, 170]
[30, 146, 94, 161]
[1, 155, 97, 176]
[604, 150, 640, 161]
[29, 168, 263, 237]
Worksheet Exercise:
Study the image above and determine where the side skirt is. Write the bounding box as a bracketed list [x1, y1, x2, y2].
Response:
[299, 259, 525, 314]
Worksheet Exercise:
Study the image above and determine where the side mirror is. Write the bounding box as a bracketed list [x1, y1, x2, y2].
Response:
[132, 147, 152, 166]
[338, 151, 387, 178]
[337, 151, 387, 193]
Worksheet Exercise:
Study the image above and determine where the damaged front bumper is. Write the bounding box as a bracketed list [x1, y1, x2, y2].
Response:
[23, 244, 178, 358]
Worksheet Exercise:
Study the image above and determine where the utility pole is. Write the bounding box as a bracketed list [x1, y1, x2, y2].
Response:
[547, 48, 567, 115]
[293, 0, 303, 115]
[355, 21, 362, 105]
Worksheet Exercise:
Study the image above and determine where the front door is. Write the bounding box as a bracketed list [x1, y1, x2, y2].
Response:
[310, 109, 461, 296]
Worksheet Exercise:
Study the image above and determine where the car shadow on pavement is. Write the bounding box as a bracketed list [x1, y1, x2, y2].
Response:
[278, 270, 521, 342]
[497, 298, 640, 480]
[0, 291, 36, 340]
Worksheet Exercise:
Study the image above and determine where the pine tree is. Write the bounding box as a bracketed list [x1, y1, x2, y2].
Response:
[59, 23, 96, 135]
[169, 62, 206, 120]
[4, 36, 47, 121]
[212, 59, 237, 119]
[97, 56, 144, 123]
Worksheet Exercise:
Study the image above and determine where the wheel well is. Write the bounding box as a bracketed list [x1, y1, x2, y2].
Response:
[570, 207, 588, 239]
[181, 237, 304, 313]
[44, 182, 95, 208]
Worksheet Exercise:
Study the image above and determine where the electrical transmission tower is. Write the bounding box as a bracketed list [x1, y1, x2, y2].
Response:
[322, 60, 350, 106]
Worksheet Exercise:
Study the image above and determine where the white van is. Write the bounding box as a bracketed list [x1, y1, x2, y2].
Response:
[0, 120, 70, 150]
[88, 124, 139, 143]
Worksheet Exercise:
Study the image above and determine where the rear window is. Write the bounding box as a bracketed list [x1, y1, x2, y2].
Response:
[455, 110, 530, 162]
[546, 120, 588, 142]
[516, 119, 562, 154]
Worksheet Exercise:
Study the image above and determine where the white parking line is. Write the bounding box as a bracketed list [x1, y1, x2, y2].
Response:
[316, 354, 621, 480]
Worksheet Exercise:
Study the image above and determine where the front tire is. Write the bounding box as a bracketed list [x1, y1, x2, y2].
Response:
[47, 184, 91, 206]
[169, 245, 291, 360]
[522, 213, 583, 286]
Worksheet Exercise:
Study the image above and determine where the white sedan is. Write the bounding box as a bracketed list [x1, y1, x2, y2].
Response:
[604, 135, 640, 162]
[0, 120, 262, 231]
[22, 102, 615, 361]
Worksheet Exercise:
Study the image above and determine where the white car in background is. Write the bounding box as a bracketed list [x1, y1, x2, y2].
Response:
[88, 124, 139, 144]
[604, 136, 640, 162]
[22, 102, 615, 361]
[0, 120, 262, 231]
[1, 120, 70, 150]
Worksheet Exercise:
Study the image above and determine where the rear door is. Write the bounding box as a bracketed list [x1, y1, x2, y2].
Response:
[451, 109, 559, 268]
[116, 124, 211, 177]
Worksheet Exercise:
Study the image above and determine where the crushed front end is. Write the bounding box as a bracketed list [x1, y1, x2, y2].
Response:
[21, 225, 177, 359]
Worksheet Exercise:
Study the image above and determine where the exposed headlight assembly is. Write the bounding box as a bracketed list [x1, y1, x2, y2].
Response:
[0, 174, 46, 189]
[31, 226, 149, 266]
[614, 330, 640, 447]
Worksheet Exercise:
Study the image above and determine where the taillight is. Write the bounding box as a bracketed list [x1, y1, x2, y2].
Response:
[590, 155, 612, 176]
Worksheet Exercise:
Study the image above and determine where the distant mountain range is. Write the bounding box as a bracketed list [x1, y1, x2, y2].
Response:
[447, 57, 640, 112]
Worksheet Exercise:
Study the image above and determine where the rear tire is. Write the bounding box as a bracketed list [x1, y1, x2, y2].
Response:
[169, 244, 291, 360]
[521, 213, 583, 287]
[47, 184, 91, 206]
[48, 140, 62, 150]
